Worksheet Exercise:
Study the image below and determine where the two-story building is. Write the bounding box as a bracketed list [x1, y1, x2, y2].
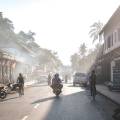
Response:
[98, 6, 120, 84]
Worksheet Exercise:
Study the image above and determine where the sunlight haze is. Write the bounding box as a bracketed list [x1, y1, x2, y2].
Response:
[0, 0, 120, 65]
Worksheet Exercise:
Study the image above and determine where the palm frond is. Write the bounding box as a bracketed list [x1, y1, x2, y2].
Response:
[89, 28, 96, 34]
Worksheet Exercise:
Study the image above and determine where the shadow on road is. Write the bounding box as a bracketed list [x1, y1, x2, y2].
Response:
[42, 91, 88, 120]
[67, 85, 75, 87]
[68, 85, 87, 89]
[28, 83, 48, 88]
[42, 89, 113, 120]
[0, 96, 19, 102]
[31, 96, 56, 104]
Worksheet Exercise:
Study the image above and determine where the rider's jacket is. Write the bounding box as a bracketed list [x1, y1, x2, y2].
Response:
[52, 77, 61, 85]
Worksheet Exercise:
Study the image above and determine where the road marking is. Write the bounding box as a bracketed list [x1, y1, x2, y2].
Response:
[34, 103, 39, 109]
[22, 116, 28, 120]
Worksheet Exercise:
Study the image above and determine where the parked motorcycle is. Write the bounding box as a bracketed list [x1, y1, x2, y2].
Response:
[0, 86, 7, 99]
[51, 84, 63, 97]
[7, 83, 19, 93]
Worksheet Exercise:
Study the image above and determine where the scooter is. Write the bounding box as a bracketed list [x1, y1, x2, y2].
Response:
[7, 83, 19, 93]
[51, 84, 63, 97]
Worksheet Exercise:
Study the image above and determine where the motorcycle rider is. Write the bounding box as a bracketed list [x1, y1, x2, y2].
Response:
[51, 73, 63, 92]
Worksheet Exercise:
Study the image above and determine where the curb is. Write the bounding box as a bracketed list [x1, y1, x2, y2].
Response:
[97, 89, 120, 106]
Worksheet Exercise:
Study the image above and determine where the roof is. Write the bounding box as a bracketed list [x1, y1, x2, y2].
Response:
[0, 48, 15, 60]
[99, 5, 120, 34]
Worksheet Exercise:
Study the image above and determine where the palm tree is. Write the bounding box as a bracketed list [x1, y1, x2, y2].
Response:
[89, 21, 103, 43]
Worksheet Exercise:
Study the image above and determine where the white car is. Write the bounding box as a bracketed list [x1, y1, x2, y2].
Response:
[73, 73, 87, 86]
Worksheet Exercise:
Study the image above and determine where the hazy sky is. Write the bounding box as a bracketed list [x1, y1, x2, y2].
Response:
[0, 0, 120, 65]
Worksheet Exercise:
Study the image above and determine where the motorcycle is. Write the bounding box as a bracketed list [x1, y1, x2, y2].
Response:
[7, 83, 19, 93]
[51, 84, 63, 97]
[0, 86, 7, 99]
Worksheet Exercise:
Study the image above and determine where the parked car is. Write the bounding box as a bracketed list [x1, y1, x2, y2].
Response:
[37, 75, 48, 83]
[73, 72, 87, 86]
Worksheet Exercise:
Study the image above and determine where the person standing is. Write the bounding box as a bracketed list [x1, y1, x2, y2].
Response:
[65, 75, 68, 83]
[89, 70, 96, 96]
[17, 73, 24, 96]
[48, 73, 52, 85]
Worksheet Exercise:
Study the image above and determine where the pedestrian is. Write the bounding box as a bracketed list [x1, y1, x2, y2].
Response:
[17, 73, 24, 96]
[48, 73, 51, 85]
[89, 70, 96, 96]
[65, 75, 68, 83]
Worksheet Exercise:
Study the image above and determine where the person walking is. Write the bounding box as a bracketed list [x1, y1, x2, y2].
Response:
[17, 73, 24, 96]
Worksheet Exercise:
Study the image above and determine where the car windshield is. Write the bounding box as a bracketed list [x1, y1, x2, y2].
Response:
[75, 73, 86, 77]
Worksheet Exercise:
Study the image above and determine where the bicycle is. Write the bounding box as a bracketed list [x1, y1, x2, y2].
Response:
[91, 86, 96, 100]
[112, 108, 120, 120]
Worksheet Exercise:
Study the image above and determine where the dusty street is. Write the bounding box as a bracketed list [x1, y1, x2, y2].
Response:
[0, 83, 117, 120]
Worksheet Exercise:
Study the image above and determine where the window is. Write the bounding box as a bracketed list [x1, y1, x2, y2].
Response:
[107, 36, 111, 48]
[114, 31, 117, 43]
[118, 28, 120, 41]
[111, 34, 113, 46]
[106, 33, 114, 49]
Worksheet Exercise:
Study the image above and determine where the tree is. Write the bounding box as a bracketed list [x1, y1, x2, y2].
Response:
[79, 43, 87, 57]
[70, 53, 80, 71]
[18, 30, 35, 43]
[89, 21, 103, 43]
[38, 49, 62, 72]
[0, 12, 16, 44]
[27, 30, 35, 42]
[0, 12, 14, 32]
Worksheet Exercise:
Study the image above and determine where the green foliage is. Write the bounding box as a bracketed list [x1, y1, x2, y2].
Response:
[0, 12, 62, 72]
[79, 43, 87, 57]
[0, 12, 14, 32]
[70, 42, 102, 73]
[89, 21, 103, 43]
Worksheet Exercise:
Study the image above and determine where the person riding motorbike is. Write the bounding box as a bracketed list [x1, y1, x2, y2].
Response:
[51, 73, 63, 94]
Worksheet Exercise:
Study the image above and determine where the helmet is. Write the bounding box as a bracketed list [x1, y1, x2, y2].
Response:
[55, 73, 59, 78]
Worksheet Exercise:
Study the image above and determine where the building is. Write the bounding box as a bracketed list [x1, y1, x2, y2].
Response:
[0, 31, 41, 83]
[98, 6, 120, 84]
[0, 49, 16, 84]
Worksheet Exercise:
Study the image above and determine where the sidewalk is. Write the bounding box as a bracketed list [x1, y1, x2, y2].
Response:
[96, 84, 120, 105]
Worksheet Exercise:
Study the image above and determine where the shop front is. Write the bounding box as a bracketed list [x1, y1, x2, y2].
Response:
[111, 57, 120, 84]
[0, 51, 16, 84]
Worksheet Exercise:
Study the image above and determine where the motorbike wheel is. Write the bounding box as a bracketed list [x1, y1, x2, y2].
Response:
[0, 91, 7, 99]
[55, 90, 61, 97]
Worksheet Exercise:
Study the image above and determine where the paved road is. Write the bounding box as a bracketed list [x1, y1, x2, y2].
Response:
[0, 83, 117, 120]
